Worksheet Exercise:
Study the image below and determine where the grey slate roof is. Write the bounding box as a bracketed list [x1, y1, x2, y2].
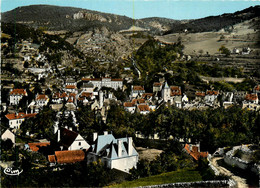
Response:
[92, 134, 138, 160]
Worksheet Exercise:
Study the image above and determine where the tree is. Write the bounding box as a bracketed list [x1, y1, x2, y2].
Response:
[219, 45, 230, 56]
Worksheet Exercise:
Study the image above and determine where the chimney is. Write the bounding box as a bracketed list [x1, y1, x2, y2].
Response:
[93, 132, 98, 142]
[128, 137, 133, 156]
[104, 131, 108, 135]
[117, 139, 122, 157]
[69, 127, 72, 131]
[65, 126, 68, 129]
[57, 129, 61, 142]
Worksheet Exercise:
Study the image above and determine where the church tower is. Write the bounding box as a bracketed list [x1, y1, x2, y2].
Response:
[162, 81, 171, 102]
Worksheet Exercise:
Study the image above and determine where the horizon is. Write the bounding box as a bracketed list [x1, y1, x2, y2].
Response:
[1, 0, 260, 20]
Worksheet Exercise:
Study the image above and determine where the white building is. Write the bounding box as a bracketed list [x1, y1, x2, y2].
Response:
[9, 89, 27, 105]
[57, 127, 90, 151]
[1, 129, 15, 144]
[36, 94, 49, 106]
[88, 132, 138, 173]
[131, 86, 145, 98]
[205, 90, 219, 103]
[123, 102, 136, 114]
[82, 77, 123, 90]
[5, 112, 37, 129]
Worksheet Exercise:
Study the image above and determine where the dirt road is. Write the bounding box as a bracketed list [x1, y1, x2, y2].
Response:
[211, 157, 248, 188]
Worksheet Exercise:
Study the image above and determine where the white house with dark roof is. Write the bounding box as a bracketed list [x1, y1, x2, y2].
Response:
[56, 127, 90, 151]
[87, 131, 138, 173]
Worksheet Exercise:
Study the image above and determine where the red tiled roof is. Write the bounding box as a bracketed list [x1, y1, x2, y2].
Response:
[170, 86, 181, 96]
[5, 113, 37, 120]
[60, 92, 68, 98]
[36, 94, 48, 101]
[206, 90, 219, 95]
[54, 150, 85, 164]
[69, 93, 76, 98]
[80, 92, 93, 98]
[48, 155, 56, 163]
[138, 104, 150, 112]
[254, 85, 260, 91]
[82, 78, 101, 81]
[67, 98, 74, 103]
[153, 82, 162, 87]
[184, 144, 208, 161]
[82, 78, 91, 81]
[28, 142, 50, 152]
[133, 86, 145, 91]
[142, 93, 153, 99]
[195, 91, 205, 97]
[66, 85, 76, 89]
[123, 102, 135, 107]
[53, 92, 68, 99]
[132, 99, 145, 105]
[245, 93, 258, 101]
[111, 78, 123, 81]
[10, 89, 27, 95]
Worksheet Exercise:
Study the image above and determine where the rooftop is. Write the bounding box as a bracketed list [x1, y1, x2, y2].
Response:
[10, 89, 27, 95]
[48, 150, 85, 164]
[28, 142, 50, 152]
[5, 112, 37, 120]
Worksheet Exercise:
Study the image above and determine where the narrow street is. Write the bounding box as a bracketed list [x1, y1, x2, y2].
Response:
[211, 157, 248, 188]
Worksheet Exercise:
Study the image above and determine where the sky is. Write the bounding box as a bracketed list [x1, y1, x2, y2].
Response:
[1, 0, 260, 20]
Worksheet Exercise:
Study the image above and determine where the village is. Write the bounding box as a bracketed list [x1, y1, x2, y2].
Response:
[1, 4, 260, 186]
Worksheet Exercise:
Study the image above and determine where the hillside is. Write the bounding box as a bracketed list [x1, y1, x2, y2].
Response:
[164, 5, 260, 34]
[1, 5, 176, 34]
[2, 5, 259, 34]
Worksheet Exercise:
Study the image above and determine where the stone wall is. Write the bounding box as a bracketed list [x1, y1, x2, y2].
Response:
[140, 179, 236, 188]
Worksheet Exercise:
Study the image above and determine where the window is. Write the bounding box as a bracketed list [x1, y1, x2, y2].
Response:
[78, 142, 81, 146]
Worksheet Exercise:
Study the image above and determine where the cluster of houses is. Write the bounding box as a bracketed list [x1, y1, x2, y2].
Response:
[2, 74, 260, 173]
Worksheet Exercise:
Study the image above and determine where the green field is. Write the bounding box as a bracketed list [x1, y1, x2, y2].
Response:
[112, 169, 202, 187]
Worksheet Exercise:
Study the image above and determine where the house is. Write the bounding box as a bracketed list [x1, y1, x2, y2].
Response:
[81, 82, 94, 93]
[184, 143, 208, 161]
[1, 129, 15, 144]
[131, 86, 145, 98]
[232, 48, 240, 54]
[65, 78, 77, 86]
[242, 47, 251, 55]
[65, 85, 77, 93]
[153, 82, 162, 93]
[253, 85, 260, 94]
[48, 150, 86, 165]
[52, 92, 68, 104]
[123, 102, 136, 113]
[244, 93, 258, 104]
[56, 127, 90, 151]
[195, 91, 205, 101]
[82, 77, 123, 90]
[142, 93, 154, 100]
[205, 90, 219, 103]
[136, 104, 150, 115]
[9, 89, 27, 105]
[87, 132, 138, 173]
[36, 94, 49, 106]
[5, 112, 37, 129]
[233, 91, 248, 103]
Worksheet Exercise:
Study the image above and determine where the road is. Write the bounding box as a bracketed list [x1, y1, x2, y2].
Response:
[211, 157, 248, 188]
